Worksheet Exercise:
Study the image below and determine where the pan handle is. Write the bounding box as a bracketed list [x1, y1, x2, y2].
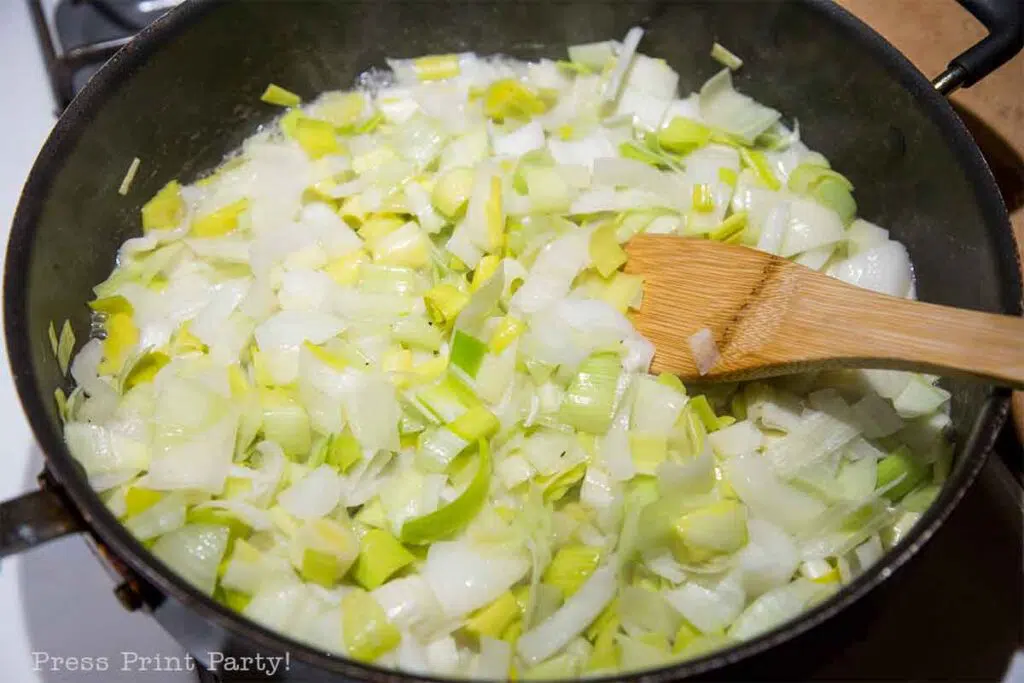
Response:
[933, 0, 1023, 94]
[0, 474, 83, 559]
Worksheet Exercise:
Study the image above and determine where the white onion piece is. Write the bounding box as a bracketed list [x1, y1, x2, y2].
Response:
[688, 327, 720, 376]
[516, 563, 617, 665]
[423, 541, 529, 618]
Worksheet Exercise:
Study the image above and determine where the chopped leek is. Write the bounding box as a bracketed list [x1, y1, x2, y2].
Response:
[191, 199, 249, 238]
[657, 117, 713, 154]
[141, 180, 184, 232]
[543, 545, 601, 597]
[342, 589, 402, 661]
[876, 446, 928, 502]
[450, 330, 488, 378]
[261, 83, 301, 108]
[56, 320, 75, 376]
[401, 440, 491, 544]
[351, 528, 416, 589]
[560, 353, 621, 434]
[466, 591, 522, 638]
[62, 30, 949, 679]
[710, 43, 744, 70]
[118, 157, 141, 196]
[483, 80, 547, 121]
[589, 224, 627, 277]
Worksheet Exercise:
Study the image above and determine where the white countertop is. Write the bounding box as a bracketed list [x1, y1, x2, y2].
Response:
[0, 2, 189, 680]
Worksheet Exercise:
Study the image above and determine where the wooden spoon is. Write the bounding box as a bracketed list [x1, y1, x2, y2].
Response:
[624, 235, 1024, 387]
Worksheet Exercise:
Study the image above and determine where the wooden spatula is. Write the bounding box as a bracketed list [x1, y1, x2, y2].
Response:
[624, 235, 1024, 387]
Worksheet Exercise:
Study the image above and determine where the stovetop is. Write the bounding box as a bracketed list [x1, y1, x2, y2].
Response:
[1, 1, 1021, 681]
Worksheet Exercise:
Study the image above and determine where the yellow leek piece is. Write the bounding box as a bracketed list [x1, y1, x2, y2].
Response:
[602, 272, 644, 313]
[118, 157, 141, 196]
[124, 487, 164, 518]
[56, 320, 76, 376]
[338, 195, 366, 227]
[359, 215, 405, 243]
[328, 427, 363, 473]
[688, 394, 720, 432]
[222, 476, 253, 499]
[186, 507, 251, 543]
[656, 372, 686, 393]
[502, 619, 523, 646]
[123, 350, 171, 390]
[48, 321, 58, 357]
[141, 180, 185, 232]
[484, 175, 505, 251]
[709, 210, 748, 243]
[301, 548, 346, 587]
[629, 433, 668, 475]
[424, 283, 470, 324]
[586, 612, 620, 672]
[671, 499, 748, 563]
[710, 42, 744, 71]
[353, 112, 384, 135]
[259, 388, 311, 458]
[718, 166, 738, 187]
[291, 116, 342, 159]
[316, 92, 367, 128]
[303, 340, 348, 371]
[53, 387, 68, 422]
[488, 315, 525, 354]
[692, 183, 715, 213]
[170, 323, 207, 355]
[431, 167, 475, 218]
[350, 528, 416, 590]
[471, 254, 501, 293]
[543, 545, 601, 597]
[323, 249, 369, 286]
[447, 405, 500, 441]
[355, 497, 389, 529]
[409, 356, 448, 383]
[483, 79, 548, 121]
[260, 83, 301, 108]
[540, 461, 587, 503]
[97, 312, 139, 376]
[877, 446, 928, 501]
[413, 54, 461, 81]
[371, 224, 431, 268]
[221, 588, 252, 612]
[341, 589, 402, 661]
[465, 591, 521, 638]
[191, 198, 249, 238]
[589, 223, 627, 278]
[657, 117, 713, 154]
[382, 348, 413, 380]
[672, 620, 701, 653]
[740, 148, 781, 190]
[89, 295, 133, 315]
[801, 559, 841, 585]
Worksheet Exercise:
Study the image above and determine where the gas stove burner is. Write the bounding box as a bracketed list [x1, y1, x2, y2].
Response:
[27, 0, 183, 111]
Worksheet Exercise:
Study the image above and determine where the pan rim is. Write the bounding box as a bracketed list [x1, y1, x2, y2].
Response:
[4, 0, 1020, 680]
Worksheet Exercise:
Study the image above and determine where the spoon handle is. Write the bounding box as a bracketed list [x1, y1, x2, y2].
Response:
[784, 272, 1024, 389]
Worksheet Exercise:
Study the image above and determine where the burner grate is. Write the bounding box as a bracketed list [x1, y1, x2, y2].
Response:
[26, 0, 181, 111]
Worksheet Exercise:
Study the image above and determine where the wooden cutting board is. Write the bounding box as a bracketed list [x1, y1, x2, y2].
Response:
[840, 0, 1024, 441]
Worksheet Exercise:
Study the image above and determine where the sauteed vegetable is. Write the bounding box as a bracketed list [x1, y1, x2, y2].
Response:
[60, 30, 951, 678]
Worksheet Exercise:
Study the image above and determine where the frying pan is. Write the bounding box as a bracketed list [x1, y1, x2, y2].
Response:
[1, 1, 1021, 680]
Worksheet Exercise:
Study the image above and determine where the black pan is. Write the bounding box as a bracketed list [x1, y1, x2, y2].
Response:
[2, 1, 1021, 680]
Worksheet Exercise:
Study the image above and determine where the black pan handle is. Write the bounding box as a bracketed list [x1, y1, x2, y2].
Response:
[933, 0, 1024, 94]
[0, 474, 83, 559]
